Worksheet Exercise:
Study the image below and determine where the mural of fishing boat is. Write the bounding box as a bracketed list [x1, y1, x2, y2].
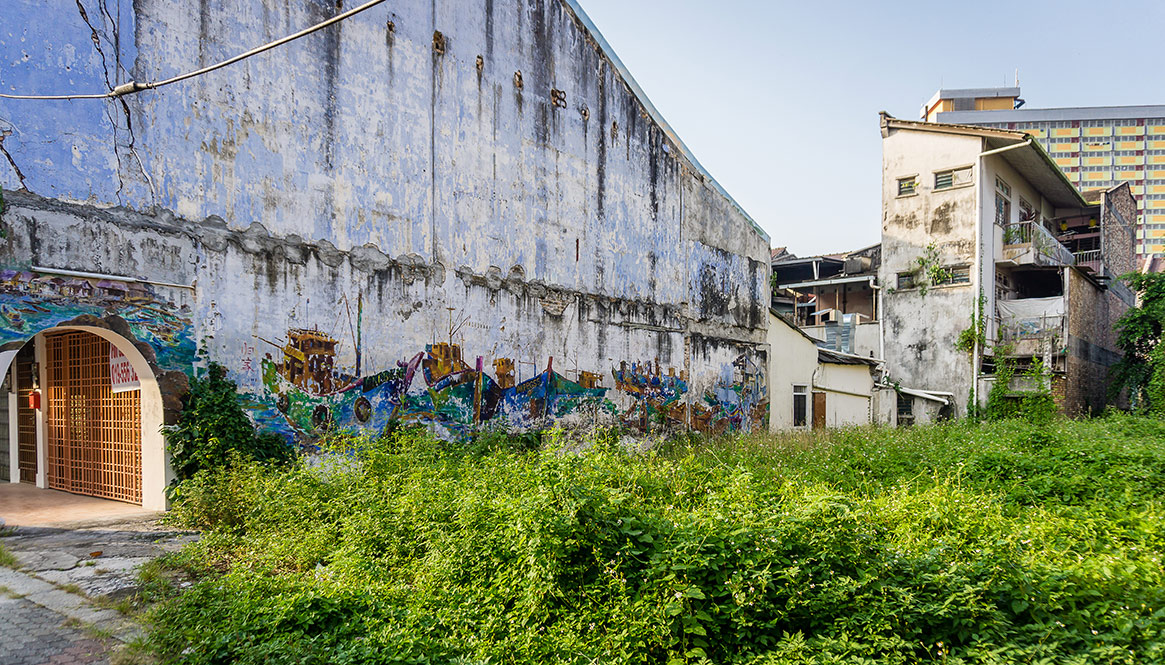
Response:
[258, 328, 363, 431]
[612, 360, 689, 429]
[0, 303, 26, 331]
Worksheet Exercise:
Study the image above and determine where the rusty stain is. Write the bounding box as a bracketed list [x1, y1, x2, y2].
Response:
[551, 88, 567, 108]
[513, 70, 523, 89]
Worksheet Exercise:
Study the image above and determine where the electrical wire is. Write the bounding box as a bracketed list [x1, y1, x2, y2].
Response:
[0, 0, 387, 101]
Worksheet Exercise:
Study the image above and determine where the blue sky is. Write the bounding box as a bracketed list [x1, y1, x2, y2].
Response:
[577, 0, 1165, 256]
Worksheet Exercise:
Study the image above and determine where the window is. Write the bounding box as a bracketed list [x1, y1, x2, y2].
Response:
[996, 177, 1011, 197]
[896, 391, 914, 427]
[934, 166, 972, 190]
[995, 178, 1012, 226]
[1019, 197, 1037, 222]
[935, 265, 971, 285]
[793, 385, 808, 427]
[897, 176, 917, 196]
[897, 271, 917, 289]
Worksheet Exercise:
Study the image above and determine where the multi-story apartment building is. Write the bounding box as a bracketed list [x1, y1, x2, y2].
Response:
[923, 87, 1165, 258]
[879, 113, 1136, 423]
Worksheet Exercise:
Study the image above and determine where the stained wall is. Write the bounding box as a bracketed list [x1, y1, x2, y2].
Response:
[0, 0, 770, 441]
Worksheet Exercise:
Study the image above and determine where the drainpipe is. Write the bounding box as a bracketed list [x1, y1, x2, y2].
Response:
[971, 138, 1032, 414]
[872, 282, 885, 379]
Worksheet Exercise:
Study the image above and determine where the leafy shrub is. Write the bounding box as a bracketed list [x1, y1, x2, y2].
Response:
[164, 363, 295, 484]
[145, 419, 1165, 664]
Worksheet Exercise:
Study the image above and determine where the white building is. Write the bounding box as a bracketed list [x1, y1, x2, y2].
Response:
[879, 114, 1136, 420]
[767, 311, 878, 430]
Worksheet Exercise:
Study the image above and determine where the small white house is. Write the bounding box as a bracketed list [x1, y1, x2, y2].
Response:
[768, 310, 879, 430]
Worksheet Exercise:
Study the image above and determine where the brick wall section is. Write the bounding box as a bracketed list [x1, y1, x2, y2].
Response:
[1065, 269, 1128, 415]
[1103, 184, 1138, 279]
[1050, 373, 1068, 413]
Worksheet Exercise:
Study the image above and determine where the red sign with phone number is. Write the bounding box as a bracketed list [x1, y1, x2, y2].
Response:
[109, 345, 141, 394]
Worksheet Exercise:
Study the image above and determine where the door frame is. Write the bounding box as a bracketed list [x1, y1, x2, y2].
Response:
[4, 325, 170, 509]
[812, 391, 827, 430]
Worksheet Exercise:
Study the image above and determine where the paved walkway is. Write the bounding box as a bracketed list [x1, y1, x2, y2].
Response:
[0, 486, 197, 665]
[0, 583, 116, 665]
[0, 484, 157, 529]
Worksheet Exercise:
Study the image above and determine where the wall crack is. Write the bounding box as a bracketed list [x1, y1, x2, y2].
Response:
[76, 0, 128, 205]
[0, 131, 29, 191]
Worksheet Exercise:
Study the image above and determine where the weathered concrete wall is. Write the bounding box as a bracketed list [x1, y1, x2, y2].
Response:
[767, 313, 817, 431]
[814, 362, 873, 427]
[880, 126, 979, 412]
[0, 0, 769, 440]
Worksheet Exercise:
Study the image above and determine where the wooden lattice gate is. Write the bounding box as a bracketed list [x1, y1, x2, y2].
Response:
[45, 331, 142, 504]
[15, 344, 38, 483]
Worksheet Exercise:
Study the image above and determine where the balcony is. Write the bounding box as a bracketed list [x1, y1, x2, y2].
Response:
[997, 295, 1065, 356]
[1001, 221, 1076, 267]
[1073, 248, 1103, 273]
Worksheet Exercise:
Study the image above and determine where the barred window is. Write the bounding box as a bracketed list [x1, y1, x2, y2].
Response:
[934, 166, 972, 190]
[897, 176, 917, 196]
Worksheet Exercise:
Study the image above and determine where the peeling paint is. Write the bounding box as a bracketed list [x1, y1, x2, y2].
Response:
[0, 0, 770, 441]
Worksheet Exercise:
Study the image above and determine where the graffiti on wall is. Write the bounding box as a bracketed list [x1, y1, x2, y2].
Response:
[0, 269, 196, 372]
[239, 298, 767, 440]
[0, 268, 766, 442]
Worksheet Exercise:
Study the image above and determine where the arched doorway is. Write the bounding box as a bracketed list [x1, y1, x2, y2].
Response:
[44, 329, 143, 503]
[3, 326, 169, 509]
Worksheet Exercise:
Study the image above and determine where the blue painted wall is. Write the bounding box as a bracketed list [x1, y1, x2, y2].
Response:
[0, 0, 771, 439]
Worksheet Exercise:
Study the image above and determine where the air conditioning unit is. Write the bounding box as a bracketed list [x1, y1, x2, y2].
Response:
[844, 256, 872, 274]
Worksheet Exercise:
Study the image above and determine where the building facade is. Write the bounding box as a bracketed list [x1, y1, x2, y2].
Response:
[771, 245, 882, 359]
[924, 87, 1165, 258]
[880, 113, 1135, 421]
[766, 311, 877, 431]
[0, 0, 770, 508]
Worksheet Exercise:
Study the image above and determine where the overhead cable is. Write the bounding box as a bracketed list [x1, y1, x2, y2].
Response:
[0, 0, 387, 101]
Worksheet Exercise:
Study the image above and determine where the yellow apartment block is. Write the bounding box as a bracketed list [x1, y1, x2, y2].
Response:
[929, 91, 1165, 256]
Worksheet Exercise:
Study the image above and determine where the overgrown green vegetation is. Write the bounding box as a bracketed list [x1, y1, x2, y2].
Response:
[1112, 272, 1165, 414]
[163, 363, 295, 487]
[982, 354, 1056, 424]
[147, 418, 1165, 664]
[0, 543, 19, 569]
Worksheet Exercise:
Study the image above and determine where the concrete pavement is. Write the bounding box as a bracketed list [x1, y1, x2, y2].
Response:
[0, 485, 198, 665]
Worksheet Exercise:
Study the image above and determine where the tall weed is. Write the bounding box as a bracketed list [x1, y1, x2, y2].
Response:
[148, 418, 1165, 664]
